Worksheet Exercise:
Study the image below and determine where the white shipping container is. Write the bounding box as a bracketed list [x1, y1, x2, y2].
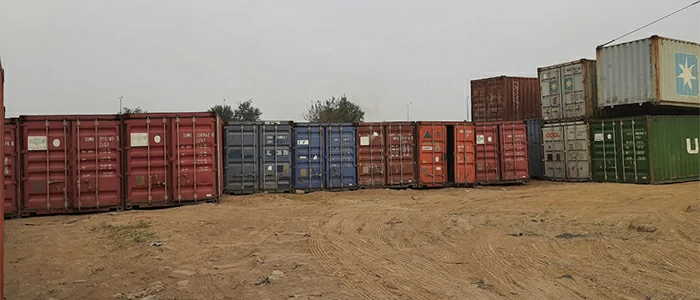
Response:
[542, 121, 591, 181]
[538, 59, 597, 122]
[597, 36, 700, 108]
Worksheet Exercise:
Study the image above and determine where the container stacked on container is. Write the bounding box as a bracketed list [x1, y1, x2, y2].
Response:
[471, 76, 538, 184]
[590, 35, 700, 184]
[537, 59, 597, 182]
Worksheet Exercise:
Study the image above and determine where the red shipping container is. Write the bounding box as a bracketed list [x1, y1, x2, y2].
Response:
[475, 121, 529, 184]
[123, 112, 223, 208]
[356, 122, 385, 188]
[471, 76, 541, 122]
[20, 115, 123, 216]
[416, 122, 475, 187]
[384, 122, 417, 187]
[4, 118, 19, 217]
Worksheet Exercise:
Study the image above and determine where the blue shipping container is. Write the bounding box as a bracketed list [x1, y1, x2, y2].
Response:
[294, 123, 357, 191]
[225, 121, 294, 194]
[526, 119, 544, 179]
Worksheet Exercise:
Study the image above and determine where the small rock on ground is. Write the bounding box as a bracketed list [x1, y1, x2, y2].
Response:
[169, 270, 196, 279]
[262, 270, 285, 285]
[177, 280, 189, 287]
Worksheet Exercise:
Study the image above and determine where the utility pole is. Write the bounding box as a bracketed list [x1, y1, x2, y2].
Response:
[464, 79, 471, 121]
[119, 96, 123, 114]
[403, 102, 413, 121]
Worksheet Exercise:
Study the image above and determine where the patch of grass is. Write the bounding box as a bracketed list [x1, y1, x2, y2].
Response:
[98, 220, 157, 247]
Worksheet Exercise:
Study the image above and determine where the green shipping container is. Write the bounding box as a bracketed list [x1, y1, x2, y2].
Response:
[589, 115, 700, 184]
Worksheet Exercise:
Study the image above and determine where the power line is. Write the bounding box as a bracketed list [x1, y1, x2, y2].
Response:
[599, 0, 700, 48]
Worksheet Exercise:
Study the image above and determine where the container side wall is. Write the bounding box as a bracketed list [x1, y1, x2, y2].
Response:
[597, 38, 657, 107]
[590, 117, 652, 183]
[326, 124, 357, 190]
[259, 123, 294, 193]
[3, 119, 18, 216]
[170, 115, 221, 202]
[475, 123, 500, 183]
[500, 122, 529, 181]
[471, 77, 541, 122]
[649, 116, 700, 183]
[657, 38, 700, 106]
[416, 122, 446, 187]
[356, 123, 385, 188]
[526, 119, 544, 178]
[73, 118, 122, 210]
[294, 124, 324, 190]
[224, 124, 259, 194]
[453, 123, 476, 184]
[385, 122, 416, 187]
[543, 123, 565, 179]
[124, 117, 170, 207]
[564, 122, 591, 180]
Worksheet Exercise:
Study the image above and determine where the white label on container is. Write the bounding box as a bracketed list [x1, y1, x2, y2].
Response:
[154, 135, 161, 143]
[487, 136, 492, 142]
[299, 156, 307, 159]
[436, 167, 442, 171]
[435, 156, 440, 162]
[476, 135, 485, 145]
[52, 139, 61, 148]
[297, 139, 309, 145]
[312, 155, 318, 160]
[131, 133, 149, 147]
[422, 146, 433, 151]
[594, 133, 604, 142]
[206, 194, 212, 197]
[607, 134, 612, 140]
[360, 136, 370, 146]
[268, 166, 273, 171]
[27, 136, 47, 151]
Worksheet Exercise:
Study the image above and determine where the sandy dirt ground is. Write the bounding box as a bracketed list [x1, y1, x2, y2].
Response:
[4, 181, 700, 300]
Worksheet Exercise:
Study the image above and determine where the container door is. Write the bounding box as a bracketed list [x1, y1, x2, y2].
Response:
[4, 120, 18, 215]
[618, 119, 651, 183]
[453, 124, 475, 185]
[562, 63, 587, 120]
[357, 124, 385, 188]
[500, 123, 529, 181]
[22, 119, 72, 212]
[385, 123, 416, 187]
[326, 125, 356, 189]
[225, 124, 259, 194]
[590, 121, 619, 182]
[564, 123, 591, 180]
[294, 125, 324, 190]
[543, 125, 565, 179]
[171, 116, 220, 202]
[125, 117, 170, 207]
[73, 119, 122, 210]
[417, 123, 446, 186]
[540, 68, 562, 121]
[260, 123, 293, 192]
[475, 124, 499, 182]
[526, 119, 544, 179]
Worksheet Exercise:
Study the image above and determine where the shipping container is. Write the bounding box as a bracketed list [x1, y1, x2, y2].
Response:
[475, 121, 529, 184]
[294, 123, 357, 191]
[224, 121, 293, 194]
[20, 115, 123, 216]
[384, 122, 417, 188]
[4, 118, 19, 217]
[597, 36, 700, 109]
[526, 119, 544, 179]
[538, 59, 598, 122]
[415, 122, 475, 187]
[123, 112, 223, 209]
[589, 115, 700, 184]
[542, 121, 591, 181]
[356, 122, 386, 188]
[471, 76, 541, 122]
[0, 52, 5, 300]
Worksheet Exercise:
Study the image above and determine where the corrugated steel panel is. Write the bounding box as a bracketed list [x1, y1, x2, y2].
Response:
[452, 123, 476, 185]
[294, 124, 324, 190]
[543, 121, 591, 181]
[385, 122, 417, 188]
[357, 122, 386, 188]
[417, 122, 476, 187]
[294, 123, 357, 191]
[20, 115, 123, 216]
[326, 124, 357, 190]
[538, 59, 598, 122]
[597, 36, 700, 109]
[590, 115, 700, 184]
[259, 122, 293, 193]
[526, 119, 544, 179]
[471, 76, 541, 122]
[475, 123, 499, 183]
[475, 121, 529, 184]
[3, 118, 19, 217]
[124, 112, 223, 208]
[224, 123, 259, 194]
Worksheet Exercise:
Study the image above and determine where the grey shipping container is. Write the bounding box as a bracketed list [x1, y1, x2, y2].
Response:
[542, 121, 591, 181]
[538, 59, 598, 122]
[224, 121, 294, 194]
[597, 35, 700, 109]
[526, 119, 544, 179]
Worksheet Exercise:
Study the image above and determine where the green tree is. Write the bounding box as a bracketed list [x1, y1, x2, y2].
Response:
[121, 106, 147, 114]
[232, 99, 262, 121]
[302, 95, 365, 123]
[209, 104, 234, 122]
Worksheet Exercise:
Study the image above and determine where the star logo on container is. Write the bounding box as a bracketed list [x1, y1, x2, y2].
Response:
[564, 76, 573, 92]
[675, 52, 698, 96]
[549, 79, 558, 94]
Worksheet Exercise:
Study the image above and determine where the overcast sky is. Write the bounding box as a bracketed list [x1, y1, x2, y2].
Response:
[1, 0, 698, 121]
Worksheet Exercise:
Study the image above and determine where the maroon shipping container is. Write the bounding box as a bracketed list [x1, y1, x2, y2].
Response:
[475, 121, 529, 184]
[471, 76, 541, 122]
[123, 112, 223, 209]
[356, 122, 417, 188]
[20, 115, 123, 216]
[4, 118, 19, 217]
[356, 122, 385, 188]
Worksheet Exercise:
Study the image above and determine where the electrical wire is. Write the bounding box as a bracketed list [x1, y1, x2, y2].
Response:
[599, 0, 700, 48]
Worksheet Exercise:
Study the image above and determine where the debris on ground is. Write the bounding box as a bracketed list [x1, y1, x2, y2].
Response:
[257, 270, 285, 285]
[555, 233, 587, 239]
[169, 270, 196, 279]
[151, 241, 163, 247]
[629, 225, 657, 233]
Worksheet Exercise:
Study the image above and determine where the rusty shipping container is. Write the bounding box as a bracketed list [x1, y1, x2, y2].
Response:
[0, 53, 5, 299]
[20, 115, 123, 216]
[471, 76, 541, 122]
[356, 122, 386, 188]
[538, 59, 598, 122]
[4, 118, 19, 217]
[123, 112, 223, 209]
[356, 122, 417, 188]
[597, 35, 700, 109]
[475, 121, 529, 184]
[415, 122, 475, 187]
